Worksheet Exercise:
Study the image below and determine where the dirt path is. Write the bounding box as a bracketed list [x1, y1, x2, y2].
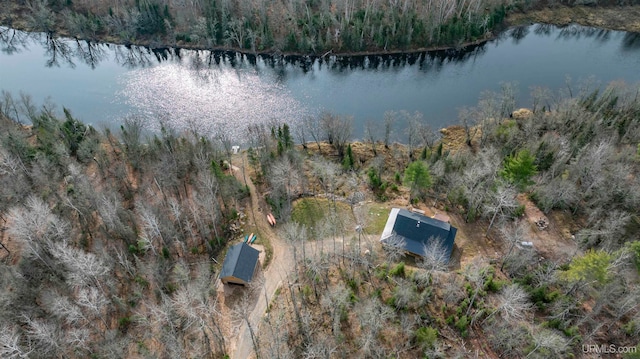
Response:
[228, 154, 293, 359]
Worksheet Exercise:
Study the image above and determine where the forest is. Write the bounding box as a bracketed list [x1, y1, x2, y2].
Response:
[0, 91, 249, 357]
[0, 78, 639, 357]
[2, 0, 537, 54]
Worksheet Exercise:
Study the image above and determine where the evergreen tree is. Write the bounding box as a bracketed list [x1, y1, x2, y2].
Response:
[500, 149, 537, 190]
[403, 161, 432, 202]
[562, 250, 612, 286]
[343, 144, 355, 170]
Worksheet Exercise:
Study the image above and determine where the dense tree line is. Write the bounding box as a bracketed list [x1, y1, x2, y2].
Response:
[3, 0, 512, 53]
[0, 91, 247, 357]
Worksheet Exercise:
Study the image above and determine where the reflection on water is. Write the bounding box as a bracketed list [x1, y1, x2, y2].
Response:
[114, 44, 154, 68]
[622, 32, 640, 51]
[72, 39, 107, 69]
[0, 27, 29, 55]
[119, 53, 306, 138]
[1, 25, 497, 72]
[1, 25, 639, 139]
[510, 26, 530, 44]
[43, 34, 77, 68]
[533, 24, 554, 36]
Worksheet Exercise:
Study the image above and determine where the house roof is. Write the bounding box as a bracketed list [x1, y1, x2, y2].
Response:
[380, 208, 457, 262]
[220, 243, 260, 283]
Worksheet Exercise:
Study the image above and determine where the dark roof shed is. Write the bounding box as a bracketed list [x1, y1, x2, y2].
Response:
[220, 243, 260, 285]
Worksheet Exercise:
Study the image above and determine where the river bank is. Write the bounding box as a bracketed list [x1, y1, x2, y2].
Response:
[507, 5, 640, 33]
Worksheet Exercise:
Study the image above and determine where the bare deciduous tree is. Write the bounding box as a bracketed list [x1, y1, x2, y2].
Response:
[43, 291, 86, 326]
[381, 233, 406, 264]
[311, 155, 339, 199]
[526, 328, 569, 358]
[50, 241, 110, 289]
[419, 237, 449, 273]
[458, 107, 479, 147]
[534, 177, 579, 213]
[268, 156, 301, 220]
[76, 287, 110, 323]
[22, 315, 60, 357]
[383, 111, 395, 149]
[484, 284, 532, 324]
[8, 196, 69, 272]
[499, 219, 529, 271]
[302, 332, 337, 359]
[484, 183, 518, 234]
[320, 112, 352, 157]
[442, 273, 465, 304]
[487, 320, 530, 359]
[302, 115, 323, 152]
[0, 325, 31, 359]
[357, 297, 393, 357]
[260, 312, 293, 359]
[364, 120, 379, 156]
[393, 279, 416, 310]
[531, 86, 552, 113]
[404, 111, 425, 160]
[320, 283, 350, 338]
[456, 147, 501, 222]
[281, 221, 308, 264]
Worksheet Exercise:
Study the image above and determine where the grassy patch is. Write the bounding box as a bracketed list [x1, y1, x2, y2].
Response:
[291, 198, 354, 238]
[364, 204, 391, 235]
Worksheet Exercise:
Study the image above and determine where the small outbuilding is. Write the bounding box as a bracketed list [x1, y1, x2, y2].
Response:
[380, 208, 457, 263]
[219, 243, 260, 286]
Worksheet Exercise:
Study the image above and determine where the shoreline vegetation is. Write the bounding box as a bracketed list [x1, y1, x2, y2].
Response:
[508, 5, 640, 33]
[0, 1, 639, 57]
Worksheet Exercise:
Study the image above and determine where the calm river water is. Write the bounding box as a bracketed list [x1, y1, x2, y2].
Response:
[1, 25, 639, 140]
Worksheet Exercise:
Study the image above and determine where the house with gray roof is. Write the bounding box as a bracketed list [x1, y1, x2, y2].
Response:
[219, 243, 260, 286]
[380, 208, 457, 263]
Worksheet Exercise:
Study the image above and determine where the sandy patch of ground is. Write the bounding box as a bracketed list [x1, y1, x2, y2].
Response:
[450, 213, 504, 270]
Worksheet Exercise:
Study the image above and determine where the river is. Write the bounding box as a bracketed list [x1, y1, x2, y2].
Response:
[1, 24, 639, 140]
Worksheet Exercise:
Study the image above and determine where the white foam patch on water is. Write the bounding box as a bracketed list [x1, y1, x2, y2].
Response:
[117, 52, 306, 139]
